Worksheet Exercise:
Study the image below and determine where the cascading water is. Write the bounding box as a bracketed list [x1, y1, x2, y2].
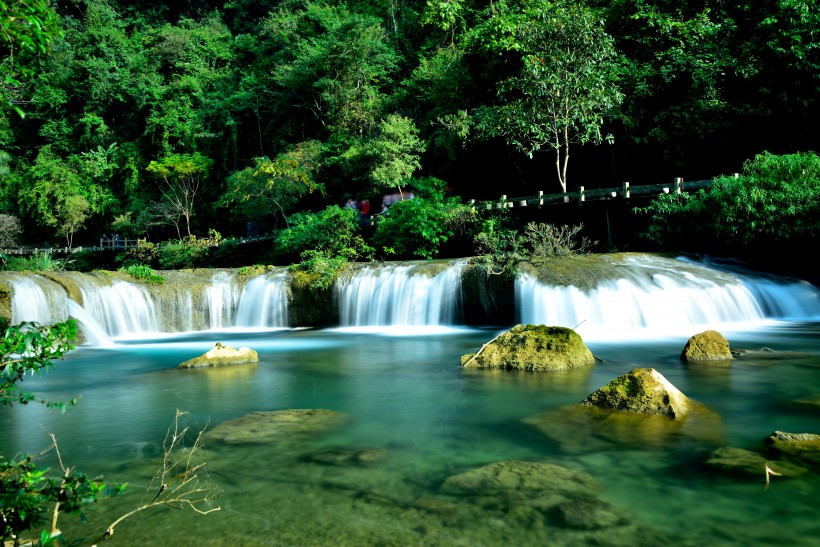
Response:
[516, 254, 820, 339]
[337, 261, 465, 327]
[232, 272, 289, 328]
[207, 271, 242, 329]
[5, 274, 68, 324]
[64, 273, 158, 337]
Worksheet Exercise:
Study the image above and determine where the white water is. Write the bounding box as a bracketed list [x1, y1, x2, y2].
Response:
[337, 262, 465, 327]
[6, 274, 68, 324]
[73, 275, 159, 336]
[516, 255, 820, 340]
[232, 272, 289, 328]
[208, 271, 242, 329]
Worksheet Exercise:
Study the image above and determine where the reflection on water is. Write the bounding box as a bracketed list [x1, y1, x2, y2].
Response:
[2, 326, 820, 546]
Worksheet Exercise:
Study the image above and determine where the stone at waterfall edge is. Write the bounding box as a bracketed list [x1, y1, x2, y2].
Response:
[460, 324, 595, 371]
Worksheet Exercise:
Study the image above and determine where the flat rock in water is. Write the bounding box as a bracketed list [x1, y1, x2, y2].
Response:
[460, 324, 595, 371]
[179, 342, 259, 368]
[440, 460, 600, 501]
[205, 409, 348, 445]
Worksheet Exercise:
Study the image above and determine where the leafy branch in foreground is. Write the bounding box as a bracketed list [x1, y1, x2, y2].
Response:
[92, 410, 223, 545]
[0, 319, 78, 409]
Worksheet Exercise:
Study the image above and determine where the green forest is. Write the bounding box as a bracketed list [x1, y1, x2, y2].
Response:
[1, 0, 818, 264]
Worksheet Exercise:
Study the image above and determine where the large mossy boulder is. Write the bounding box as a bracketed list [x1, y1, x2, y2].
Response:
[680, 330, 733, 362]
[460, 324, 595, 372]
[582, 368, 689, 418]
[179, 342, 259, 368]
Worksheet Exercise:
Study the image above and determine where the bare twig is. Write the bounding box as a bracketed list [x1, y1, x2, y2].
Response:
[92, 410, 222, 545]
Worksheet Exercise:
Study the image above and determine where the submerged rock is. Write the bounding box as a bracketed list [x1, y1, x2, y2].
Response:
[549, 497, 631, 530]
[680, 330, 733, 362]
[179, 342, 259, 368]
[440, 460, 600, 500]
[706, 446, 807, 478]
[764, 431, 820, 467]
[791, 394, 820, 409]
[460, 324, 595, 372]
[205, 409, 348, 445]
[304, 447, 390, 466]
[582, 368, 690, 418]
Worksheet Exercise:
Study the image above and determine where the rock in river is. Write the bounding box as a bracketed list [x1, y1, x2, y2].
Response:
[680, 330, 733, 362]
[179, 342, 259, 368]
[460, 324, 595, 372]
[205, 409, 348, 445]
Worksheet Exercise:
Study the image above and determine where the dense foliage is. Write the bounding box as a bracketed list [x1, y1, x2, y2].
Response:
[637, 151, 820, 256]
[0, 0, 817, 262]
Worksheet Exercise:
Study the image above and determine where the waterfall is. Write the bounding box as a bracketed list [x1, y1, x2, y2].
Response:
[66, 301, 115, 347]
[233, 272, 289, 328]
[207, 271, 242, 329]
[338, 261, 465, 326]
[516, 254, 820, 338]
[68, 273, 159, 336]
[5, 274, 68, 324]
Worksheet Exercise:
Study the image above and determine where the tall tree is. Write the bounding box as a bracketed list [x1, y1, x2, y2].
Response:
[370, 114, 425, 198]
[472, 0, 622, 193]
[146, 152, 212, 239]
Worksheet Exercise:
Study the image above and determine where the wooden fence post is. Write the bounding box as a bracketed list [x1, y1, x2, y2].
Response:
[538, 191, 543, 208]
[579, 186, 585, 203]
[623, 181, 630, 199]
[674, 177, 683, 194]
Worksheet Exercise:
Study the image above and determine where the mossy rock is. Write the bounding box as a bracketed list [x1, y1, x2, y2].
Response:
[287, 270, 338, 327]
[681, 330, 733, 361]
[179, 342, 259, 368]
[460, 324, 595, 372]
[582, 368, 689, 418]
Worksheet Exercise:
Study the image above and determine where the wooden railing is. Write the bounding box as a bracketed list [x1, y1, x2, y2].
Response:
[469, 177, 719, 210]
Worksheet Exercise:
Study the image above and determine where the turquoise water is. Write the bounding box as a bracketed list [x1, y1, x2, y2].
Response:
[3, 324, 820, 546]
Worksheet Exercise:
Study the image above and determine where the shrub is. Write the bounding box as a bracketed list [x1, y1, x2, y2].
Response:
[0, 252, 64, 272]
[290, 250, 348, 290]
[637, 151, 820, 254]
[372, 197, 473, 259]
[121, 264, 164, 284]
[158, 240, 209, 269]
[122, 242, 160, 267]
[275, 205, 372, 263]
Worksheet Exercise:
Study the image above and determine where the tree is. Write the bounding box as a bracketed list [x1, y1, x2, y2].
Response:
[219, 141, 324, 228]
[56, 195, 89, 248]
[0, 213, 21, 247]
[146, 152, 212, 239]
[370, 114, 425, 198]
[1, 0, 63, 116]
[473, 0, 622, 193]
